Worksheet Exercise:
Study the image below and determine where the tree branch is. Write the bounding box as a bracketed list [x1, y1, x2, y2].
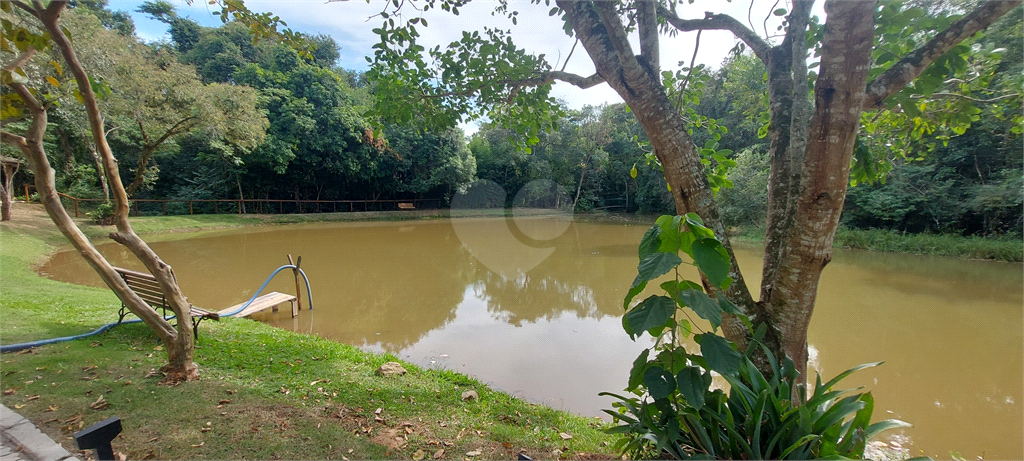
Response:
[636, 0, 660, 80]
[865, 0, 1021, 110]
[0, 131, 29, 151]
[658, 6, 771, 63]
[911, 92, 1020, 104]
[2, 48, 37, 73]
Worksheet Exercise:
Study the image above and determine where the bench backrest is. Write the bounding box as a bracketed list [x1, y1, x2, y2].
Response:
[113, 267, 167, 309]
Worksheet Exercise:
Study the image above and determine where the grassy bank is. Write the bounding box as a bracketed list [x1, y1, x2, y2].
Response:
[724, 223, 1021, 262]
[0, 203, 616, 460]
[833, 227, 1022, 262]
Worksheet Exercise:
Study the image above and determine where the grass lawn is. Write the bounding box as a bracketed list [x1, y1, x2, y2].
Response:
[0, 203, 618, 460]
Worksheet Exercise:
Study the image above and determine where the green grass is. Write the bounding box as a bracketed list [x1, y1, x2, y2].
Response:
[0, 207, 617, 460]
[834, 227, 1023, 262]
[725, 223, 1021, 262]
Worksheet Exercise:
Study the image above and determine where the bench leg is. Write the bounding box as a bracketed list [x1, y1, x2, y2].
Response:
[191, 317, 202, 341]
[290, 300, 298, 318]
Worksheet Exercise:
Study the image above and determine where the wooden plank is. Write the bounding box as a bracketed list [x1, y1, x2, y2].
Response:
[398, 202, 415, 210]
[218, 292, 298, 318]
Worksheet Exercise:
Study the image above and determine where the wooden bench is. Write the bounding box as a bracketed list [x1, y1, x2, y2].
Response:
[398, 202, 415, 210]
[113, 267, 219, 339]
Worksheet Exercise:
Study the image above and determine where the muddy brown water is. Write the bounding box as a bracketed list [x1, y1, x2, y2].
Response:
[40, 217, 1022, 459]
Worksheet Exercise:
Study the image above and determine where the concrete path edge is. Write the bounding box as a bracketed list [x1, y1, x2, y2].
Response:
[0, 405, 81, 461]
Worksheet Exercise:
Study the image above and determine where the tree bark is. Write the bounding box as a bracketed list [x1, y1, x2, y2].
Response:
[763, 0, 877, 377]
[0, 160, 18, 221]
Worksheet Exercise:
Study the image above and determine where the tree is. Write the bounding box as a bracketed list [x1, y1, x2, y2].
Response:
[355, 0, 1020, 380]
[1, 1, 202, 381]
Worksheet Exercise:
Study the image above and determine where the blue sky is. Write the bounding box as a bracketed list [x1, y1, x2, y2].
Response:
[113, 0, 815, 111]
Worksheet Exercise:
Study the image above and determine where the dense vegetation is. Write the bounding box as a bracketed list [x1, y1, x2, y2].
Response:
[3, 0, 1019, 240]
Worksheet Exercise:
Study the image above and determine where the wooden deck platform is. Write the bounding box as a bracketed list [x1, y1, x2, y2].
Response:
[219, 292, 299, 318]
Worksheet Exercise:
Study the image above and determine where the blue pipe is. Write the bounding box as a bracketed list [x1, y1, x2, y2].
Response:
[0, 264, 313, 353]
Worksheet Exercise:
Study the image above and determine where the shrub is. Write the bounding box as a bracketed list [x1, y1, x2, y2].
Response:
[603, 214, 911, 459]
[87, 201, 117, 225]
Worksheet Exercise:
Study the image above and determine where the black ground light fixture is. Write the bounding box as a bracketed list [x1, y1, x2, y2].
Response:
[73, 416, 122, 460]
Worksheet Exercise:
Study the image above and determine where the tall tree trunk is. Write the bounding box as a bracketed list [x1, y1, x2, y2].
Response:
[21, 2, 198, 381]
[761, 0, 877, 375]
[0, 161, 18, 221]
[559, 0, 759, 346]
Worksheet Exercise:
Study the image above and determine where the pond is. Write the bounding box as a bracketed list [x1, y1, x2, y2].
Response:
[41, 216, 1023, 459]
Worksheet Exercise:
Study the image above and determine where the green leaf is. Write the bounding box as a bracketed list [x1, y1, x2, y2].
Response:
[637, 252, 682, 283]
[637, 225, 661, 261]
[627, 349, 650, 391]
[698, 333, 742, 376]
[644, 366, 675, 400]
[691, 238, 732, 289]
[678, 289, 723, 331]
[774, 8, 787, 16]
[676, 367, 707, 410]
[623, 295, 676, 339]
[629, 164, 638, 178]
[865, 419, 912, 440]
[623, 274, 648, 309]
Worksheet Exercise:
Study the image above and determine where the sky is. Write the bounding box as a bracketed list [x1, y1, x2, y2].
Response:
[117, 0, 822, 128]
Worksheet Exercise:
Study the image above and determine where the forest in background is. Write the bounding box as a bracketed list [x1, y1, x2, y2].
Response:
[2, 0, 1020, 238]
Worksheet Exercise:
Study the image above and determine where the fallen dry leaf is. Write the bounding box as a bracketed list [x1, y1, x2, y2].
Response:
[89, 395, 109, 410]
[116, 452, 127, 461]
[45, 405, 58, 412]
[146, 437, 159, 443]
[190, 442, 204, 448]
[153, 345, 163, 351]
[466, 450, 482, 457]
[2, 388, 17, 395]
[89, 342, 102, 347]
[13, 404, 25, 409]
[559, 432, 573, 440]
[433, 449, 445, 459]
[218, 399, 232, 405]
[26, 395, 39, 401]
[412, 449, 426, 461]
[374, 407, 383, 415]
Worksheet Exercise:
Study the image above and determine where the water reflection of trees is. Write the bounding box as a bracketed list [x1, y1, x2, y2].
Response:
[472, 221, 645, 325]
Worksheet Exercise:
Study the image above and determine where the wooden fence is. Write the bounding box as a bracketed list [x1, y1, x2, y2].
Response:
[23, 185, 443, 218]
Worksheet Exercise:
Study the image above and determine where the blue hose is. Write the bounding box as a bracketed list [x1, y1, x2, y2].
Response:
[0, 265, 313, 353]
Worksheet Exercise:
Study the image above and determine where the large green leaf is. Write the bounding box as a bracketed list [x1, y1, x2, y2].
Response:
[865, 419, 912, 440]
[676, 366, 707, 410]
[637, 252, 682, 283]
[638, 225, 661, 261]
[623, 295, 676, 339]
[698, 333, 742, 376]
[627, 349, 650, 391]
[691, 238, 732, 289]
[623, 274, 648, 309]
[678, 289, 723, 331]
[644, 366, 676, 400]
[656, 215, 682, 253]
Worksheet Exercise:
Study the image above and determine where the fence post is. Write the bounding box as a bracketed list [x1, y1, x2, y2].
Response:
[162, 201, 167, 216]
[214, 201, 218, 214]
[74, 197, 79, 218]
[189, 201, 193, 215]
[24, 184, 29, 202]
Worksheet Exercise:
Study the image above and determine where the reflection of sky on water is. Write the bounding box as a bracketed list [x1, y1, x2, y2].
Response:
[362, 284, 655, 414]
